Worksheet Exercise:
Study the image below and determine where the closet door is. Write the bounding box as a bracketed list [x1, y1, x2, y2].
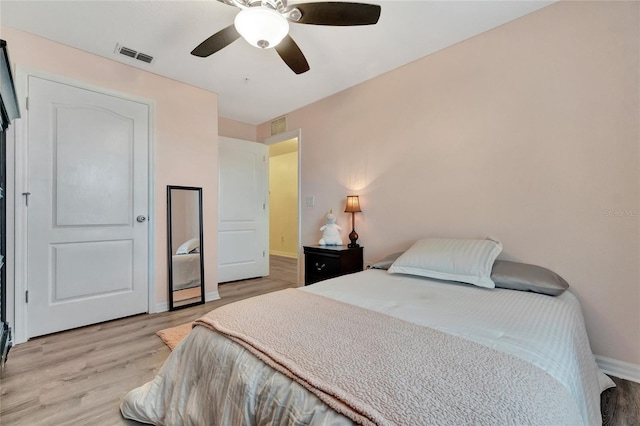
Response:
[0, 129, 6, 325]
[0, 37, 18, 364]
[25, 76, 150, 337]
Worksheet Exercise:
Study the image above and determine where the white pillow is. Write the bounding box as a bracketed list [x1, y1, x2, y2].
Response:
[176, 237, 200, 255]
[388, 237, 502, 288]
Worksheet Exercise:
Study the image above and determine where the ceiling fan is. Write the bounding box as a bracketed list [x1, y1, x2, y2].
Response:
[191, 0, 381, 74]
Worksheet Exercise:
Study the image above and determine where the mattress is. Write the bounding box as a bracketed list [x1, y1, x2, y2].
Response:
[121, 269, 613, 425]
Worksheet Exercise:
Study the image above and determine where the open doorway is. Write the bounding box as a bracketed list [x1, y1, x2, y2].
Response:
[264, 130, 301, 286]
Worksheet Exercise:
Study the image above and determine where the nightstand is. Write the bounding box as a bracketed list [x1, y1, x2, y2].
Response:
[303, 245, 364, 285]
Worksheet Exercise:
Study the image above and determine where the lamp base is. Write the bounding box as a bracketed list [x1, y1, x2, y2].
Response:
[348, 229, 359, 249]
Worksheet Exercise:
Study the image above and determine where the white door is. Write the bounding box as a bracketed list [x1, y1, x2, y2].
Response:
[26, 76, 149, 338]
[218, 137, 268, 283]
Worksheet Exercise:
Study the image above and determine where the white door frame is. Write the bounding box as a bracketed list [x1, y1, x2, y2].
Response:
[264, 129, 302, 286]
[11, 67, 156, 344]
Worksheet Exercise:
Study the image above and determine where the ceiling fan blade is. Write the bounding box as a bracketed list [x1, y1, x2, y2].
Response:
[275, 35, 310, 74]
[191, 25, 241, 57]
[294, 2, 381, 26]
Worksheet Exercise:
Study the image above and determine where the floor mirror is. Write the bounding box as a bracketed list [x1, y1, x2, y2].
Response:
[167, 185, 204, 310]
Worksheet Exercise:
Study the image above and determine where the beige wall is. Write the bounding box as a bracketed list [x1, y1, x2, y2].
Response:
[258, 1, 640, 364]
[269, 151, 299, 258]
[2, 26, 219, 307]
[219, 117, 257, 141]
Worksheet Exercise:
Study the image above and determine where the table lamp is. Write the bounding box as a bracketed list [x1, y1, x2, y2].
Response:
[344, 195, 362, 248]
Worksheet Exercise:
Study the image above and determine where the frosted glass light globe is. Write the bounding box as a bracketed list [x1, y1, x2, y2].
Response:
[234, 7, 289, 49]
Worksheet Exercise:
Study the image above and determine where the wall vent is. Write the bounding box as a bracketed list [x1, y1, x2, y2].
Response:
[271, 116, 287, 136]
[115, 44, 154, 64]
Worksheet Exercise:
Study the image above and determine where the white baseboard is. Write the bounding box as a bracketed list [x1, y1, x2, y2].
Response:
[206, 290, 221, 303]
[596, 355, 640, 383]
[155, 301, 169, 313]
[155, 290, 221, 313]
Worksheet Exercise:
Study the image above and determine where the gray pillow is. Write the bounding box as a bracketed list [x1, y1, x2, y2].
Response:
[370, 251, 405, 270]
[491, 260, 569, 296]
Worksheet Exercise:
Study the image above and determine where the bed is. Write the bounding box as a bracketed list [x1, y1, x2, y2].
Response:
[171, 253, 201, 291]
[121, 238, 614, 425]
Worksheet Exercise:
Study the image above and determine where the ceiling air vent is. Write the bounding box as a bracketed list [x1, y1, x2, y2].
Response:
[115, 44, 154, 64]
[135, 53, 154, 64]
[271, 116, 287, 136]
[118, 46, 137, 58]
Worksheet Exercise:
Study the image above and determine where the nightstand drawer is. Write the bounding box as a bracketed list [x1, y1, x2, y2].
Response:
[303, 245, 364, 285]
[305, 254, 341, 282]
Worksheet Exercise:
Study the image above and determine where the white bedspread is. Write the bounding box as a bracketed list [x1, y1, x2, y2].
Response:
[121, 269, 613, 425]
[171, 253, 200, 290]
[304, 270, 614, 425]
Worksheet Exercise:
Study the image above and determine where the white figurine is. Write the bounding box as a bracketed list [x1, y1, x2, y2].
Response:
[319, 210, 343, 246]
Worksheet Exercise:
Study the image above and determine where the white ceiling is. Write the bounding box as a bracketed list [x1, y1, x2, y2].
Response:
[1, 0, 553, 125]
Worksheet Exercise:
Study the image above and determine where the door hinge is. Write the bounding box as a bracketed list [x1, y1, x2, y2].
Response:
[25, 290, 29, 303]
[25, 96, 29, 110]
[263, 250, 265, 257]
[263, 202, 266, 210]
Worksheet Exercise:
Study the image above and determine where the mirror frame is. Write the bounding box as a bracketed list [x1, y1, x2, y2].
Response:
[167, 185, 205, 311]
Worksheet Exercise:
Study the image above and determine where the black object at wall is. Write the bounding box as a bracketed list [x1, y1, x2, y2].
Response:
[0, 39, 21, 372]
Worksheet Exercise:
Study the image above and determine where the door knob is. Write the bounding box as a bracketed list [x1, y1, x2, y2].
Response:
[136, 215, 147, 223]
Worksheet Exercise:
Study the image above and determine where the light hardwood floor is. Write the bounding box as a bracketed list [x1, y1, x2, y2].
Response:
[1, 255, 638, 425]
[0, 256, 299, 426]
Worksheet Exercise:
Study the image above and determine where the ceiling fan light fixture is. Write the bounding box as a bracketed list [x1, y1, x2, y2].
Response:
[234, 7, 289, 49]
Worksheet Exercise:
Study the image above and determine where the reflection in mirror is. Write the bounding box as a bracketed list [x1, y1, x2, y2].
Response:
[167, 186, 204, 310]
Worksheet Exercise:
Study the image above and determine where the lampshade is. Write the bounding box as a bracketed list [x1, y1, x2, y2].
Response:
[234, 7, 290, 49]
[344, 195, 362, 213]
